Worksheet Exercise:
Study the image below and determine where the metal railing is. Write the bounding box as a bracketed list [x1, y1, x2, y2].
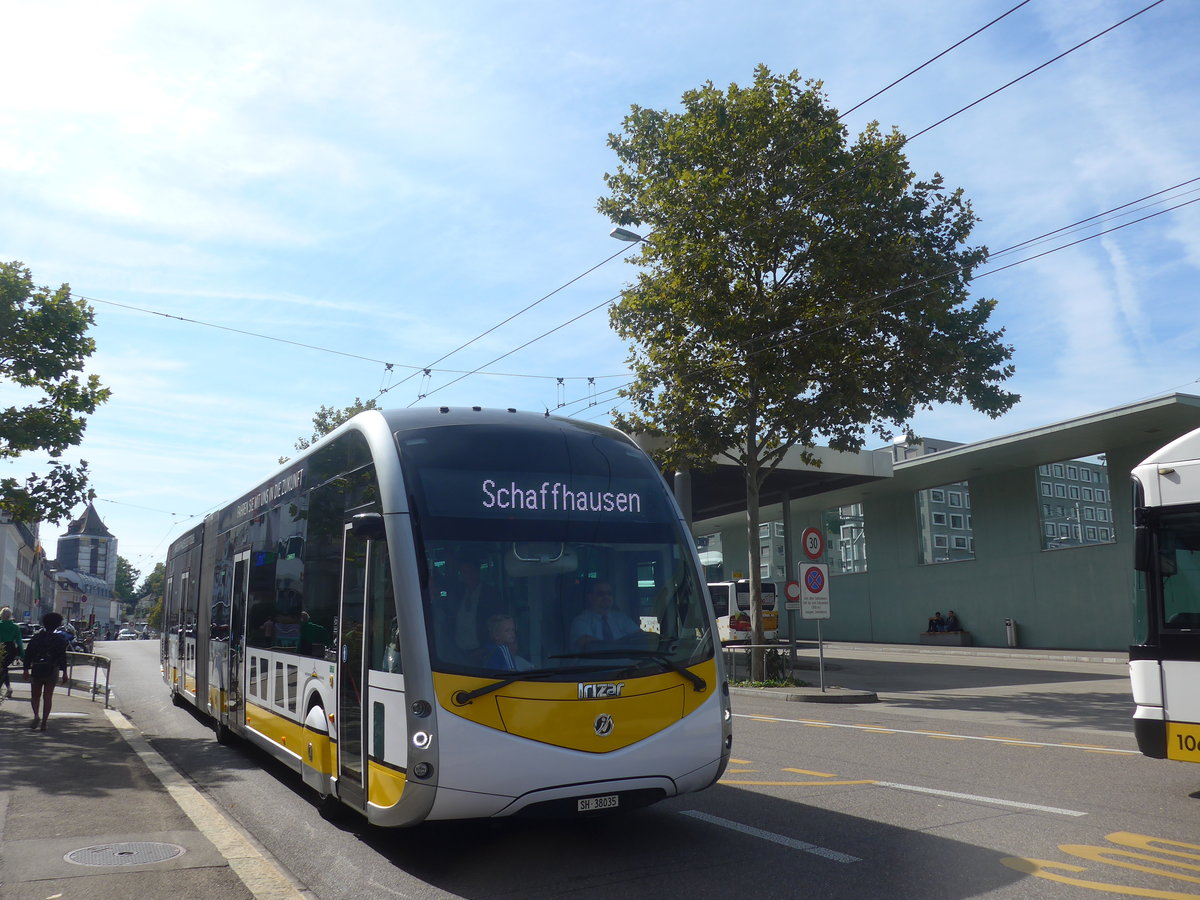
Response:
[65, 651, 113, 708]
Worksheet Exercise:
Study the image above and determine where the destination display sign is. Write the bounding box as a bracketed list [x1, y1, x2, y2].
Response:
[420, 469, 665, 521]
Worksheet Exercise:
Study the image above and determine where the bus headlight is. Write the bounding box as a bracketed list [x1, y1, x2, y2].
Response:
[412, 730, 432, 750]
[411, 700, 432, 718]
[412, 761, 434, 780]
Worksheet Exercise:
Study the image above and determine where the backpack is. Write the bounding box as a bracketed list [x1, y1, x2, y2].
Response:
[26, 632, 62, 680]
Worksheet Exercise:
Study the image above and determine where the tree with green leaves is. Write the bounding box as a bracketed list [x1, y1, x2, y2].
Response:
[281, 397, 378, 463]
[137, 561, 165, 600]
[115, 556, 140, 608]
[1, 262, 110, 523]
[598, 66, 1017, 678]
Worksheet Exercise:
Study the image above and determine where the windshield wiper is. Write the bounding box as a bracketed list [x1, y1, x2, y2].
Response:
[553, 650, 707, 692]
[451, 664, 632, 706]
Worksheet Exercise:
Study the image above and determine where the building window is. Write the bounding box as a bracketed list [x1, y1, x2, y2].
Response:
[1041, 482, 1053, 496]
[823, 504, 866, 575]
[1036, 453, 1115, 551]
[696, 532, 723, 582]
[917, 482, 973, 565]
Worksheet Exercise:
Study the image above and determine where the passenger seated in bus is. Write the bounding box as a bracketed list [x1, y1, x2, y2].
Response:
[571, 580, 639, 651]
[482, 614, 532, 672]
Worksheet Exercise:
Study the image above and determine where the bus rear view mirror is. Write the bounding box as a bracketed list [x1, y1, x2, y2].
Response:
[350, 512, 386, 541]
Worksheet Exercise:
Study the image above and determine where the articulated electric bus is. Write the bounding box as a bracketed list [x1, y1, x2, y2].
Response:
[1130, 426, 1200, 764]
[161, 407, 731, 824]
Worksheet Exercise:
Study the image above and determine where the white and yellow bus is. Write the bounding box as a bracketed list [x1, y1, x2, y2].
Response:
[161, 408, 731, 824]
[1130, 426, 1200, 764]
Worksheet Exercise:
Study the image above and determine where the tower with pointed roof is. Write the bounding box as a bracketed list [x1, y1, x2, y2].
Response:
[56, 502, 118, 590]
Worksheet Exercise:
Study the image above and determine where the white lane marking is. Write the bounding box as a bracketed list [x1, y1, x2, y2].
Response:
[733, 713, 1140, 754]
[106, 708, 307, 899]
[680, 810, 862, 863]
[873, 781, 1087, 817]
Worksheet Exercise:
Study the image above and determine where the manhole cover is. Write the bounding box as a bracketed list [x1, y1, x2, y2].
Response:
[65, 842, 186, 867]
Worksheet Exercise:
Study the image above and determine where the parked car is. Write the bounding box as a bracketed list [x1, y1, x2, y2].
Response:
[117, 629, 138, 641]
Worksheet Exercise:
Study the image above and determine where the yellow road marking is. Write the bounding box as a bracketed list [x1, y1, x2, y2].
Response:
[729, 758, 751, 764]
[783, 768, 838, 778]
[1002, 831, 1200, 897]
[925, 734, 967, 741]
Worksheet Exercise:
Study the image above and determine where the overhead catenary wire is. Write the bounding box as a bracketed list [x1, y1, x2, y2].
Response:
[73, 293, 626, 384]
[417, 1, 1165, 408]
[395, 2, 1039, 403]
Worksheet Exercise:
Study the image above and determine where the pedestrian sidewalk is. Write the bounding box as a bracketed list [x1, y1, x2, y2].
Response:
[726, 640, 1130, 705]
[0, 680, 305, 900]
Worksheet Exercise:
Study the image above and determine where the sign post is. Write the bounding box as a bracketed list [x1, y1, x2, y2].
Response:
[800, 563, 831, 691]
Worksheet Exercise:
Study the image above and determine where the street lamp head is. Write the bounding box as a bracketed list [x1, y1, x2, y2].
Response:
[609, 226, 644, 243]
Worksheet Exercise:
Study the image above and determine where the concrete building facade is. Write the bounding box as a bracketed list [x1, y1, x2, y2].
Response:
[687, 394, 1200, 651]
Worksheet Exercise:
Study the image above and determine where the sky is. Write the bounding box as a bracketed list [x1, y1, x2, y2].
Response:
[2, 0, 1199, 579]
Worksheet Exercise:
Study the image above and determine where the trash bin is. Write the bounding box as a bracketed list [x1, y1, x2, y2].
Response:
[1004, 617, 1018, 648]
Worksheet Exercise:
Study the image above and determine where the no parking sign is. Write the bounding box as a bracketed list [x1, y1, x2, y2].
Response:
[800, 564, 830, 620]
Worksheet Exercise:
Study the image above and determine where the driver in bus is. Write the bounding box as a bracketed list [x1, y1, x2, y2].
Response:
[570, 580, 639, 650]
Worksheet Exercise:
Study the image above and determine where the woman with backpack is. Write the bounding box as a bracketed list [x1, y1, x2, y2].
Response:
[23, 612, 69, 731]
[0, 606, 24, 699]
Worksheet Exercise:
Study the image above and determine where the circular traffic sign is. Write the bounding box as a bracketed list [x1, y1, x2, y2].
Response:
[785, 580, 801, 600]
[801, 527, 824, 560]
[803, 566, 825, 594]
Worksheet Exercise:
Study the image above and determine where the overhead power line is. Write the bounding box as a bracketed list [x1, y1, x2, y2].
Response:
[74, 293, 625, 383]
[420, 1, 1163, 408]
[399, 3, 1038, 403]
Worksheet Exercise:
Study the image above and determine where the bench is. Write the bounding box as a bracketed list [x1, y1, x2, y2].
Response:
[918, 630, 972, 646]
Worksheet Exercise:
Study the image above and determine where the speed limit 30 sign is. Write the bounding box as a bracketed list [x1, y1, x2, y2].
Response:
[801, 527, 824, 561]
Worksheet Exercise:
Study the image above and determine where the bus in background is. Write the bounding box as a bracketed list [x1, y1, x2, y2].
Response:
[161, 407, 730, 825]
[1130, 426, 1200, 764]
[708, 580, 778, 643]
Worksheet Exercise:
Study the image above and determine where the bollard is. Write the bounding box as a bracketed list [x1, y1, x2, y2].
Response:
[1004, 617, 1018, 648]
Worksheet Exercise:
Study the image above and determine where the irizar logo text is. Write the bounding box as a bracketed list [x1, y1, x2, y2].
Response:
[578, 682, 624, 700]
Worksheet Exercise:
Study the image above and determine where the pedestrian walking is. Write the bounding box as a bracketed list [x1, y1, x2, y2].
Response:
[22, 612, 69, 732]
[0, 606, 24, 699]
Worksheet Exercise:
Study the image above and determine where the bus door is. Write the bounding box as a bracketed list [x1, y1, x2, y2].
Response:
[216, 550, 250, 734]
[337, 523, 369, 811]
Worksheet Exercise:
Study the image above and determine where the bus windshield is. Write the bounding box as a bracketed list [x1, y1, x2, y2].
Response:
[1150, 508, 1200, 632]
[396, 423, 714, 678]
